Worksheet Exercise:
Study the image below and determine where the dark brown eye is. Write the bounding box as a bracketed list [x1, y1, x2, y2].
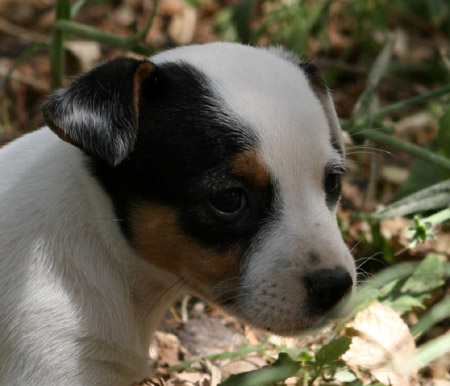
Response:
[324, 165, 344, 208]
[209, 188, 246, 217]
[325, 172, 341, 196]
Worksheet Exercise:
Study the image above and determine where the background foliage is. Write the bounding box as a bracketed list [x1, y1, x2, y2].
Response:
[0, 0, 449, 385]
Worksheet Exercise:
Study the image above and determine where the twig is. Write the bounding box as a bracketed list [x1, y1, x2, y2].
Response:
[0, 18, 48, 43]
[0, 67, 49, 92]
[0, 42, 47, 93]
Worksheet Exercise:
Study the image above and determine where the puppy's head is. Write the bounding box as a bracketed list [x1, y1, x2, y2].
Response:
[43, 43, 356, 335]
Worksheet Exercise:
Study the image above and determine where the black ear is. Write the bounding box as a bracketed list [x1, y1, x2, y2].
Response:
[299, 61, 345, 156]
[43, 57, 156, 166]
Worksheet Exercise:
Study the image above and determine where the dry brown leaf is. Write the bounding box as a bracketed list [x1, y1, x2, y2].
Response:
[343, 302, 417, 386]
[154, 331, 183, 368]
[169, 371, 210, 386]
[168, 5, 197, 45]
[219, 356, 268, 381]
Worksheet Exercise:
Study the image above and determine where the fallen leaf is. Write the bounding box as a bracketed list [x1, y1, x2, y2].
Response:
[155, 331, 183, 368]
[343, 302, 417, 386]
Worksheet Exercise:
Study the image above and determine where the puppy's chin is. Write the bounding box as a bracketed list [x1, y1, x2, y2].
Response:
[214, 289, 355, 337]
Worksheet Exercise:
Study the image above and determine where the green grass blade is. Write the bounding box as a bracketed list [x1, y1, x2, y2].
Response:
[374, 84, 450, 119]
[219, 353, 300, 386]
[374, 179, 450, 218]
[70, 0, 86, 18]
[134, 0, 160, 40]
[0, 42, 46, 93]
[168, 343, 268, 373]
[361, 129, 450, 170]
[401, 332, 450, 372]
[50, 0, 71, 89]
[353, 37, 396, 120]
[53, 20, 155, 55]
[411, 296, 450, 338]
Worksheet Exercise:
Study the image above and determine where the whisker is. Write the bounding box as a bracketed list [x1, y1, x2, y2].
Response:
[355, 252, 385, 269]
[348, 127, 388, 138]
[346, 150, 390, 159]
[356, 269, 373, 282]
[349, 240, 363, 254]
[211, 276, 241, 293]
[89, 217, 124, 222]
[148, 278, 186, 317]
[346, 145, 393, 156]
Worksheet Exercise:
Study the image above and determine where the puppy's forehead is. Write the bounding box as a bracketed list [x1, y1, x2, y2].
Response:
[152, 43, 336, 181]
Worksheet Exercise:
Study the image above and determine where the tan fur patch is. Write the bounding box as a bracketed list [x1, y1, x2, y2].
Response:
[46, 123, 78, 147]
[133, 61, 156, 117]
[130, 203, 242, 301]
[232, 150, 270, 186]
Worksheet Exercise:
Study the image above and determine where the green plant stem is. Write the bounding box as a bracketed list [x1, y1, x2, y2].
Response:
[335, 263, 418, 332]
[135, 0, 159, 39]
[401, 332, 450, 372]
[54, 20, 134, 47]
[374, 84, 450, 119]
[445, 262, 450, 276]
[411, 296, 450, 338]
[168, 342, 269, 373]
[53, 20, 155, 56]
[359, 128, 450, 170]
[422, 208, 450, 226]
[0, 42, 46, 93]
[353, 37, 395, 119]
[357, 262, 417, 300]
[50, 0, 71, 89]
[70, 0, 86, 18]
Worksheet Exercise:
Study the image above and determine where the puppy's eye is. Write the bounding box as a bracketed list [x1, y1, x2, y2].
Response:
[324, 168, 344, 208]
[209, 188, 246, 218]
[324, 172, 341, 196]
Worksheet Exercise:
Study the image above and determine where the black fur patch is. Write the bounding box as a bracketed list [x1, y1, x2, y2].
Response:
[323, 163, 344, 209]
[89, 62, 275, 251]
[43, 58, 151, 166]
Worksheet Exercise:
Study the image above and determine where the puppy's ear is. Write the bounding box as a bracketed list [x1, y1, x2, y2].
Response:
[320, 91, 345, 157]
[299, 62, 345, 156]
[43, 58, 155, 166]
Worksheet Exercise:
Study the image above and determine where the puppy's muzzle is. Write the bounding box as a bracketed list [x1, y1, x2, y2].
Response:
[304, 265, 353, 313]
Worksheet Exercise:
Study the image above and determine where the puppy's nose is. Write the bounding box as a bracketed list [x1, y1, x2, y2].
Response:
[304, 266, 353, 311]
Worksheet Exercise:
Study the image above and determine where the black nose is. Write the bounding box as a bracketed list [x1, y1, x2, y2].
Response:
[304, 266, 353, 312]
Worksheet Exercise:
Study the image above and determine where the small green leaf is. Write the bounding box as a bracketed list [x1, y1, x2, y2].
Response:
[314, 336, 352, 367]
[383, 294, 426, 312]
[379, 254, 444, 312]
[403, 254, 444, 293]
[438, 107, 450, 159]
[407, 216, 434, 247]
[295, 351, 314, 362]
[219, 352, 300, 386]
[333, 368, 358, 382]
[347, 380, 363, 386]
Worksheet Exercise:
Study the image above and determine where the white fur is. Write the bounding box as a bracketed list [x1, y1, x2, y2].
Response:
[0, 43, 355, 384]
[0, 130, 181, 384]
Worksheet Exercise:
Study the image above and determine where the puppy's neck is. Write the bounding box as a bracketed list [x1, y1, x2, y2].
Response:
[129, 269, 184, 348]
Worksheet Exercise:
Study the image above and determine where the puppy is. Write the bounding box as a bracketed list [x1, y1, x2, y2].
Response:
[0, 43, 356, 385]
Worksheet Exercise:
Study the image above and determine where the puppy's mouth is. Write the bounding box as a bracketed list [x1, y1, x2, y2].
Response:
[213, 283, 354, 337]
